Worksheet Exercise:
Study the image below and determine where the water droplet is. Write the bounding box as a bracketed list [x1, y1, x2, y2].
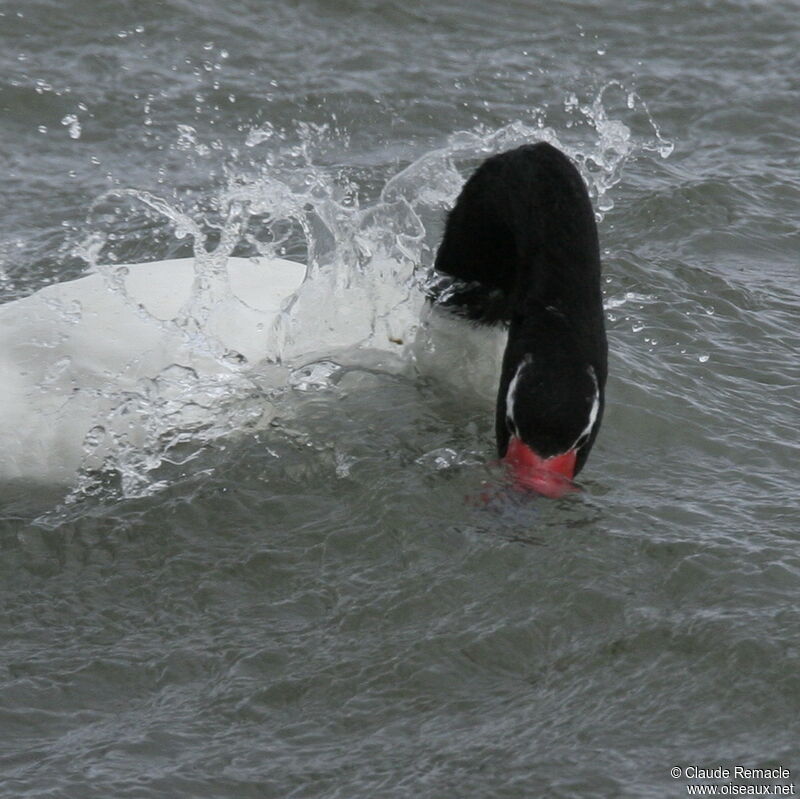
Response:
[597, 193, 614, 212]
[698, 354, 709, 363]
[83, 425, 107, 451]
[289, 361, 341, 391]
[61, 113, 82, 139]
[246, 123, 275, 147]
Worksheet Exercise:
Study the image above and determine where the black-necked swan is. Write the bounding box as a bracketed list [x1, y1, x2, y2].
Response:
[432, 142, 607, 497]
[0, 142, 605, 497]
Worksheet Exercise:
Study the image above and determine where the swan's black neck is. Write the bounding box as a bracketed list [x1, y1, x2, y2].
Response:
[433, 142, 608, 476]
[434, 143, 602, 325]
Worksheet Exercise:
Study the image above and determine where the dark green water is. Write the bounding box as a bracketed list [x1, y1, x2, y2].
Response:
[1, 1, 799, 797]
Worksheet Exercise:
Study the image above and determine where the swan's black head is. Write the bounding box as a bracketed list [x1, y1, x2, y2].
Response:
[496, 310, 605, 496]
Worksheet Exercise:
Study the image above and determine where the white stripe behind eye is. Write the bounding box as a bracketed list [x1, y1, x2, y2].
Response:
[571, 366, 600, 450]
[505, 354, 532, 431]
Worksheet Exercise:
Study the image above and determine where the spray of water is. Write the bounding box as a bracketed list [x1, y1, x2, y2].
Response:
[36, 84, 671, 519]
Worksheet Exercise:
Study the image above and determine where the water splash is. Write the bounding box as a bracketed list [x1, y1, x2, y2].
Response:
[38, 84, 670, 518]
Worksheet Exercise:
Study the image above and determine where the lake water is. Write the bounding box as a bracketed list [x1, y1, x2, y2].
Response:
[1, 1, 799, 797]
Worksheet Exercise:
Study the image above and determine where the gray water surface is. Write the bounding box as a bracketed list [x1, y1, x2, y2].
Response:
[1, 1, 799, 797]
